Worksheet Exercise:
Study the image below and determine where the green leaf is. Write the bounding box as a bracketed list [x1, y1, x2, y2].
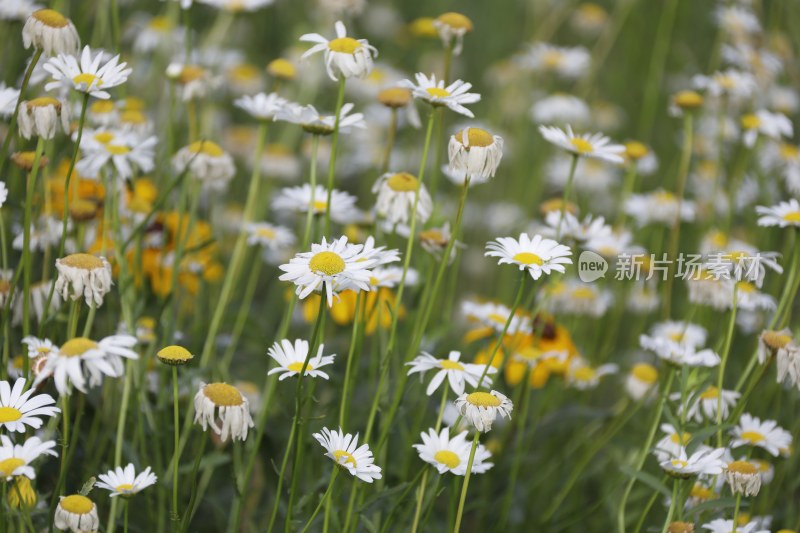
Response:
[619, 466, 671, 498]
[685, 496, 740, 518]
[686, 423, 733, 455]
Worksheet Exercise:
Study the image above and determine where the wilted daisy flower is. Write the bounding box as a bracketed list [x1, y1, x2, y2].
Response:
[661, 447, 727, 478]
[625, 363, 658, 401]
[372, 172, 432, 225]
[730, 414, 792, 456]
[0, 435, 57, 480]
[172, 140, 236, 191]
[279, 236, 374, 306]
[54, 253, 112, 307]
[193, 382, 255, 442]
[300, 20, 377, 81]
[756, 198, 800, 228]
[757, 330, 800, 387]
[96, 464, 157, 497]
[312, 427, 382, 482]
[35, 335, 138, 395]
[277, 102, 365, 135]
[624, 190, 695, 227]
[433, 12, 473, 55]
[267, 339, 335, 380]
[54, 494, 99, 532]
[688, 386, 740, 422]
[22, 9, 79, 56]
[18, 96, 70, 139]
[653, 424, 692, 462]
[0, 378, 59, 432]
[485, 233, 573, 280]
[519, 42, 590, 79]
[539, 125, 624, 163]
[44, 46, 131, 99]
[399, 73, 480, 118]
[234, 92, 288, 121]
[245, 222, 296, 252]
[272, 184, 360, 224]
[741, 110, 793, 148]
[414, 427, 492, 476]
[76, 131, 157, 180]
[448, 127, 504, 180]
[454, 390, 513, 432]
[407, 351, 495, 396]
[530, 93, 591, 126]
[725, 460, 761, 496]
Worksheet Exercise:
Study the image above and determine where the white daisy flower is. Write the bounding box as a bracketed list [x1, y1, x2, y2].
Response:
[432, 11, 473, 54]
[13, 280, 60, 327]
[22, 9, 79, 56]
[546, 155, 619, 193]
[653, 424, 692, 462]
[44, 46, 131, 99]
[565, 359, 618, 390]
[0, 0, 43, 22]
[639, 335, 721, 367]
[406, 350, 495, 396]
[741, 110, 793, 148]
[399, 73, 480, 118]
[660, 447, 727, 478]
[234, 92, 288, 121]
[676, 386, 740, 423]
[692, 69, 758, 100]
[460, 300, 532, 336]
[198, 0, 275, 11]
[0, 435, 57, 480]
[76, 131, 157, 180]
[545, 279, 613, 318]
[757, 330, 800, 387]
[725, 460, 761, 497]
[172, 140, 236, 192]
[279, 236, 374, 306]
[419, 222, 462, 264]
[54, 253, 112, 308]
[714, 5, 761, 36]
[702, 518, 769, 533]
[20, 336, 58, 361]
[0, 85, 19, 117]
[55, 494, 99, 532]
[18, 96, 70, 139]
[299, 20, 377, 81]
[539, 124, 624, 164]
[730, 413, 792, 457]
[267, 339, 335, 380]
[193, 382, 255, 442]
[372, 172, 432, 225]
[648, 321, 707, 349]
[276, 102, 366, 135]
[624, 363, 658, 401]
[272, 184, 360, 225]
[485, 233, 573, 280]
[454, 390, 513, 433]
[244, 222, 296, 252]
[624, 190, 695, 226]
[448, 127, 504, 180]
[530, 93, 590, 126]
[368, 266, 419, 288]
[166, 63, 219, 101]
[96, 463, 157, 497]
[36, 336, 135, 395]
[414, 427, 493, 476]
[735, 281, 776, 312]
[0, 378, 59, 433]
[756, 198, 800, 228]
[518, 43, 590, 79]
[312, 427, 382, 482]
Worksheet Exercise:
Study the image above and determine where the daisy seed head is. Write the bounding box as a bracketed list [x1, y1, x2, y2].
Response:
[156, 345, 193, 366]
[673, 90, 704, 110]
[11, 151, 48, 171]
[203, 383, 244, 406]
[668, 522, 694, 533]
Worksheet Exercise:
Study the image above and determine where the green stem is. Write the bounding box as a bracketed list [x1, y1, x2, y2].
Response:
[452, 432, 480, 533]
[323, 78, 347, 237]
[0, 49, 42, 176]
[731, 492, 742, 532]
[638, 0, 679, 140]
[476, 274, 527, 387]
[172, 366, 180, 522]
[303, 469, 338, 533]
[556, 155, 579, 239]
[338, 292, 364, 427]
[21, 136, 45, 343]
[660, 480, 679, 533]
[380, 109, 397, 174]
[716, 285, 738, 447]
[302, 136, 320, 247]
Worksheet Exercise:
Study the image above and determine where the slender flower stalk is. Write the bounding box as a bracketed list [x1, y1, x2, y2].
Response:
[716, 285, 738, 447]
[0, 49, 43, 176]
[452, 432, 480, 533]
[322, 78, 346, 236]
[303, 468, 338, 533]
[21, 137, 45, 343]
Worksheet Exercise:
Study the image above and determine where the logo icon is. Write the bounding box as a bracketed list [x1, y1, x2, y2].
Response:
[577, 250, 608, 282]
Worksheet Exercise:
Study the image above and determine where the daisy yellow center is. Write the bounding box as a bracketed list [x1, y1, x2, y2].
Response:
[727, 460, 757, 475]
[466, 391, 501, 407]
[267, 59, 296, 80]
[157, 345, 193, 363]
[179, 66, 206, 84]
[33, 9, 69, 28]
[148, 16, 171, 30]
[762, 331, 792, 349]
[123, 97, 145, 111]
[328, 37, 362, 54]
[203, 383, 243, 406]
[740, 430, 765, 443]
[90, 100, 115, 114]
[60, 495, 94, 514]
[27, 97, 60, 109]
[456, 128, 493, 148]
[121, 110, 146, 124]
[377, 87, 411, 108]
[106, 144, 131, 155]
[434, 450, 461, 468]
[188, 141, 224, 157]
[654, 191, 676, 203]
[60, 338, 99, 357]
[231, 64, 259, 81]
[436, 12, 473, 31]
[571, 287, 596, 299]
[573, 367, 596, 381]
[699, 386, 720, 400]
[256, 227, 276, 239]
[72, 73, 103, 87]
[670, 432, 691, 445]
[309, 251, 346, 276]
[287, 362, 313, 372]
[631, 363, 657, 383]
[736, 281, 756, 293]
[440, 359, 464, 371]
[569, 138, 594, 153]
[312, 199, 328, 212]
[542, 50, 564, 68]
[115, 483, 134, 492]
[741, 114, 760, 130]
[386, 172, 419, 192]
[670, 459, 688, 469]
[512, 252, 544, 266]
[690, 483, 715, 500]
[0, 407, 23, 423]
[420, 229, 446, 245]
[709, 230, 727, 248]
[94, 132, 115, 144]
[61, 253, 104, 270]
[779, 143, 799, 160]
[718, 75, 736, 90]
[782, 211, 800, 223]
[0, 458, 25, 477]
[673, 90, 703, 109]
[333, 450, 357, 466]
[669, 332, 684, 342]
[625, 141, 648, 160]
[426, 87, 450, 98]
[488, 313, 507, 325]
